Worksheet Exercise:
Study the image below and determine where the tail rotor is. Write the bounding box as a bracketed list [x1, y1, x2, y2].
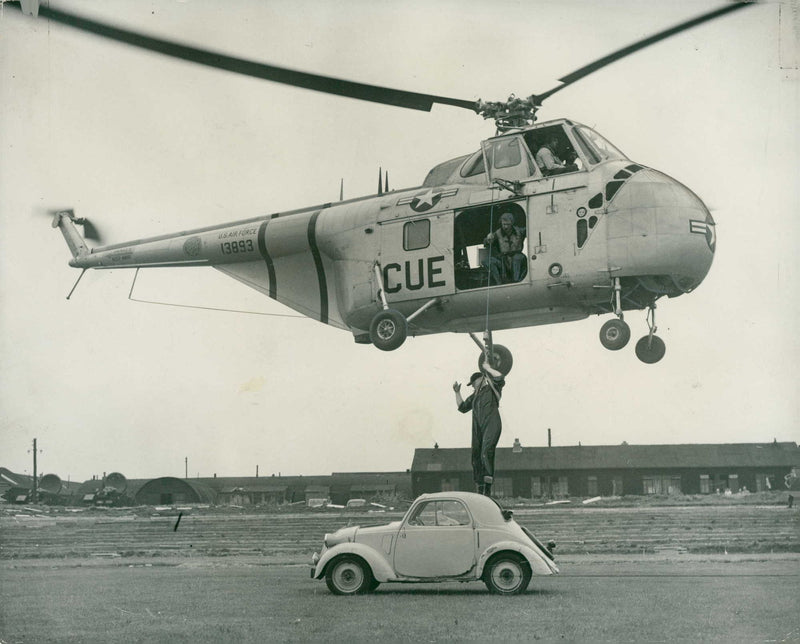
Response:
[45, 209, 102, 242]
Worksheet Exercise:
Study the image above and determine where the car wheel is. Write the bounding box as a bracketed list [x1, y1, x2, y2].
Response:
[325, 555, 375, 595]
[483, 553, 531, 595]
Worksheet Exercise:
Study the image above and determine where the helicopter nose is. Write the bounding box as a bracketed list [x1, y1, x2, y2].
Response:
[606, 167, 715, 295]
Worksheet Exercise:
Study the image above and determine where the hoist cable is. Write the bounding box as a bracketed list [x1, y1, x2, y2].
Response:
[484, 204, 495, 334]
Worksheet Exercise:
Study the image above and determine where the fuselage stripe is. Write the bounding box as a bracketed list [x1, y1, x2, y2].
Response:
[307, 211, 328, 324]
[257, 218, 277, 299]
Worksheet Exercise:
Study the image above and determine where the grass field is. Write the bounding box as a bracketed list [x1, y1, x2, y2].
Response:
[1, 501, 798, 642]
[1, 556, 798, 642]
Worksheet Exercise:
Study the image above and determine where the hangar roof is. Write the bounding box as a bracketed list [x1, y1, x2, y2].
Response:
[133, 477, 217, 503]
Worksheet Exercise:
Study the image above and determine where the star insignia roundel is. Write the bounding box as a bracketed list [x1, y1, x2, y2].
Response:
[689, 214, 716, 252]
[397, 188, 458, 213]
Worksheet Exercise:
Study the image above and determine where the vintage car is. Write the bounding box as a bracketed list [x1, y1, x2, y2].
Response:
[310, 491, 558, 595]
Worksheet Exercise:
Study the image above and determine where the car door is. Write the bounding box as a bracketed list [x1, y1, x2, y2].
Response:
[393, 499, 475, 577]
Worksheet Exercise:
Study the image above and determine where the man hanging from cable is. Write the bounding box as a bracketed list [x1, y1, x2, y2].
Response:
[453, 360, 505, 496]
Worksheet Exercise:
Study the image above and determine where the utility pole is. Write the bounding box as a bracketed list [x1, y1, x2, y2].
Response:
[31, 438, 39, 504]
[185, 457, 188, 479]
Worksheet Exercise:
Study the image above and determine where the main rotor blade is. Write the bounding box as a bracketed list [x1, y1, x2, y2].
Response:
[535, 2, 752, 103]
[12, 3, 477, 113]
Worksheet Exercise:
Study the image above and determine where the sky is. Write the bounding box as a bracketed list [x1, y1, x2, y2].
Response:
[1, 0, 798, 483]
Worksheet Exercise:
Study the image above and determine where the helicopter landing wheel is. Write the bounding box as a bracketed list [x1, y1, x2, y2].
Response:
[599, 319, 631, 351]
[635, 335, 666, 363]
[478, 344, 513, 376]
[635, 303, 665, 363]
[369, 308, 407, 351]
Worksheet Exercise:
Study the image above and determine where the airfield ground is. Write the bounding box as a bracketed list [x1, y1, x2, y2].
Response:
[1, 499, 798, 642]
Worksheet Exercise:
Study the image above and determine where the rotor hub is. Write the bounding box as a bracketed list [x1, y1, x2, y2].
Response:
[476, 95, 540, 132]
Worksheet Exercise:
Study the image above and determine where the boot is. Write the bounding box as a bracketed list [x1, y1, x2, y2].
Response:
[483, 475, 493, 497]
[476, 483, 485, 495]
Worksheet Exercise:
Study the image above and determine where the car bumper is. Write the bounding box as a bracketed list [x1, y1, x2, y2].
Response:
[310, 551, 320, 578]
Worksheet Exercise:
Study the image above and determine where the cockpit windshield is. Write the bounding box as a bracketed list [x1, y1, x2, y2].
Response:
[455, 121, 628, 183]
[572, 126, 627, 164]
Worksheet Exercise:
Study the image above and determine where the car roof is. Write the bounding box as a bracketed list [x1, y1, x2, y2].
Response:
[413, 491, 508, 526]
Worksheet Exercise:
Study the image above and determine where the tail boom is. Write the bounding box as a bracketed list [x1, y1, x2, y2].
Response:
[52, 210, 91, 259]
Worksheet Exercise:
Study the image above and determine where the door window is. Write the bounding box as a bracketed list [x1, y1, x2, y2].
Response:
[490, 137, 522, 168]
[404, 219, 430, 251]
[481, 134, 537, 183]
[407, 500, 470, 526]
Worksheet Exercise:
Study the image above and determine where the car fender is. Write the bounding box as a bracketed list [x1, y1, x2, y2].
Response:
[313, 543, 396, 582]
[477, 540, 559, 577]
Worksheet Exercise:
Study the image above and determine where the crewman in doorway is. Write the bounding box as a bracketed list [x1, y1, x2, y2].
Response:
[453, 363, 505, 496]
[483, 211, 527, 284]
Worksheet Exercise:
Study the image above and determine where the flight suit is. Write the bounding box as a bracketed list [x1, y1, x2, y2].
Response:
[458, 375, 505, 494]
[484, 226, 526, 284]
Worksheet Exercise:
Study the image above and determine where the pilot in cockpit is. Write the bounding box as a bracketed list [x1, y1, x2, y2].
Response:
[535, 135, 569, 175]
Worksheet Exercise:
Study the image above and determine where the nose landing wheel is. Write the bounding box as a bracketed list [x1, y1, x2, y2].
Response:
[635, 334, 666, 363]
[635, 304, 665, 363]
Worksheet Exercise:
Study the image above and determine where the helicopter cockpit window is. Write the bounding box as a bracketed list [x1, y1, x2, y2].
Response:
[572, 126, 627, 164]
[453, 202, 528, 290]
[460, 150, 486, 178]
[462, 137, 537, 182]
[524, 126, 582, 176]
[482, 135, 538, 184]
[490, 138, 522, 168]
[403, 219, 430, 251]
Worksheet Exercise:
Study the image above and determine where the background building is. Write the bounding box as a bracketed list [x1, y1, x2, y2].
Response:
[410, 442, 800, 498]
[4, 442, 797, 507]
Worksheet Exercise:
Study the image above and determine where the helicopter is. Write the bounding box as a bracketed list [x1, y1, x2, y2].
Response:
[16, 2, 748, 368]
